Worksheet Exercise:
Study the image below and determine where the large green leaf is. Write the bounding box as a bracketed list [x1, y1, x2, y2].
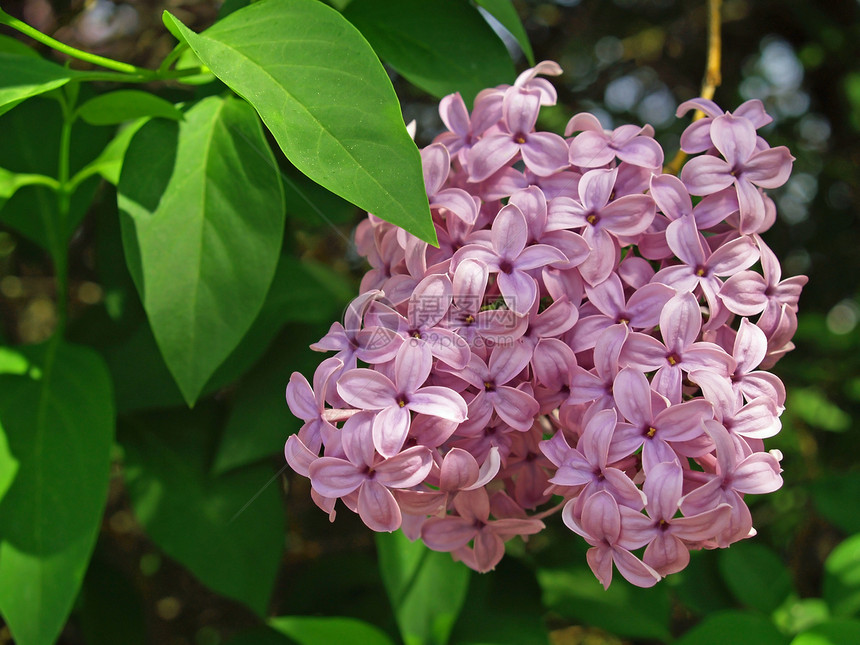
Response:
[162, 0, 436, 244]
[824, 534, 860, 618]
[118, 95, 286, 406]
[0, 341, 114, 645]
[475, 0, 534, 65]
[0, 51, 83, 116]
[719, 542, 795, 613]
[270, 616, 395, 645]
[376, 531, 470, 645]
[122, 407, 285, 614]
[343, 0, 515, 104]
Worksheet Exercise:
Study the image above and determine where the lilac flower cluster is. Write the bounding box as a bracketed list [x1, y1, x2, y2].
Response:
[285, 61, 807, 588]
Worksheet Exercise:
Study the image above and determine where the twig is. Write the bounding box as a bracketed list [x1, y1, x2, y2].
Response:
[664, 0, 723, 175]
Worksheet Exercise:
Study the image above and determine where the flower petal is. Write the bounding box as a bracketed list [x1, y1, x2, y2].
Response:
[358, 480, 402, 532]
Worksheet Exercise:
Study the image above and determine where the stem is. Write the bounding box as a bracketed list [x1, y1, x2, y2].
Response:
[52, 87, 76, 338]
[0, 7, 157, 77]
[701, 0, 723, 102]
[7, 173, 62, 191]
[158, 43, 189, 74]
[664, 0, 723, 175]
[72, 67, 207, 84]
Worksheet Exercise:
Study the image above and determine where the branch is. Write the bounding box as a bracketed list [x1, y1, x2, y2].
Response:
[664, 0, 723, 175]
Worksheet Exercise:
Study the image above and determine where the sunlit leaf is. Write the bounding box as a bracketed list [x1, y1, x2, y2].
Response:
[162, 0, 436, 244]
[0, 51, 84, 116]
[118, 95, 285, 405]
[824, 534, 860, 618]
[77, 90, 182, 125]
[788, 388, 851, 432]
[270, 616, 395, 645]
[791, 619, 860, 645]
[774, 598, 830, 635]
[0, 420, 17, 504]
[79, 119, 149, 186]
[0, 341, 114, 645]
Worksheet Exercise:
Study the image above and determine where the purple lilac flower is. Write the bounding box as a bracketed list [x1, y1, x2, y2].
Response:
[284, 63, 804, 586]
[681, 114, 794, 233]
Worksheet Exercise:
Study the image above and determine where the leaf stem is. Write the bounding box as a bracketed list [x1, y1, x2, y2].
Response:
[53, 86, 76, 338]
[158, 43, 188, 74]
[664, 0, 723, 175]
[0, 8, 204, 82]
[4, 173, 62, 191]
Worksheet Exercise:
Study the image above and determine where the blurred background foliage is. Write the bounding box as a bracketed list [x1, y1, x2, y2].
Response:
[1, 0, 859, 644]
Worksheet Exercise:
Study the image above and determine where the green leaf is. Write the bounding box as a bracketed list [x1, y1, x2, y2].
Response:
[788, 388, 851, 432]
[0, 341, 114, 645]
[0, 345, 31, 375]
[675, 611, 789, 645]
[0, 98, 110, 249]
[791, 620, 860, 645]
[343, 0, 515, 105]
[811, 473, 860, 535]
[774, 598, 830, 635]
[537, 565, 672, 641]
[122, 407, 284, 614]
[77, 90, 182, 125]
[0, 34, 39, 58]
[0, 51, 83, 116]
[474, 0, 534, 65]
[0, 419, 17, 504]
[212, 322, 332, 475]
[224, 626, 294, 645]
[78, 118, 149, 186]
[824, 534, 860, 618]
[282, 166, 361, 229]
[173, 47, 217, 86]
[270, 616, 395, 645]
[0, 166, 35, 205]
[162, 0, 436, 244]
[376, 531, 470, 645]
[450, 558, 548, 645]
[118, 95, 286, 406]
[719, 542, 795, 613]
[674, 549, 735, 616]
